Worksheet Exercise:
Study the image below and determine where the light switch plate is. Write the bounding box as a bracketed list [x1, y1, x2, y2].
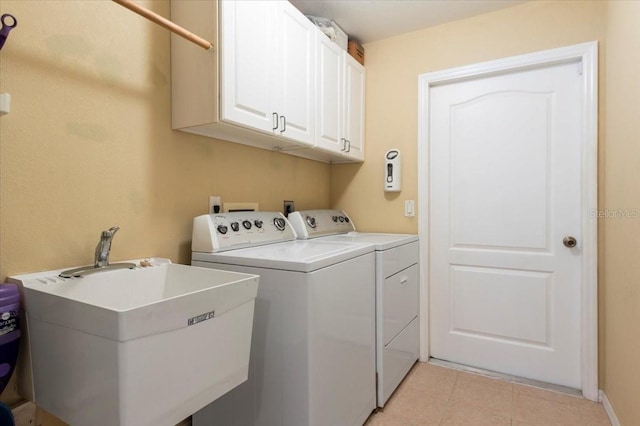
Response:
[405, 200, 415, 217]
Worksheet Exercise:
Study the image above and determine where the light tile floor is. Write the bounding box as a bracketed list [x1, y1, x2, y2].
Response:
[365, 362, 611, 426]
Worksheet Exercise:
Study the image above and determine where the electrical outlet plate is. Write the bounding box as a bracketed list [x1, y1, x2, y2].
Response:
[284, 200, 295, 217]
[0, 93, 10, 116]
[208, 196, 221, 214]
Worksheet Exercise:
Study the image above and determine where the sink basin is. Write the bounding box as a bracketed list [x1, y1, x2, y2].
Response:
[9, 260, 259, 426]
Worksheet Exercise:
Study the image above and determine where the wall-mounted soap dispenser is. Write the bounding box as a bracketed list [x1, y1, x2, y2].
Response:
[384, 149, 401, 192]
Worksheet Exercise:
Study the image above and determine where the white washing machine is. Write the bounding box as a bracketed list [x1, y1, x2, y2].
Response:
[190, 212, 376, 426]
[288, 210, 419, 407]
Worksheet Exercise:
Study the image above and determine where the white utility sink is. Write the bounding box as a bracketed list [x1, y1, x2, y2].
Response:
[9, 260, 259, 426]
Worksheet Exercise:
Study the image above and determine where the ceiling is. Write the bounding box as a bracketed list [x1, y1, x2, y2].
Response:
[290, 0, 527, 44]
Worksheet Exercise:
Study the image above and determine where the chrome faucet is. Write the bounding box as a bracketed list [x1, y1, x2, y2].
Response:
[59, 226, 136, 278]
[95, 226, 120, 268]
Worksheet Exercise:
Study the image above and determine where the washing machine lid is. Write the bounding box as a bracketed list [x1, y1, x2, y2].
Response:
[320, 232, 418, 251]
[191, 240, 374, 273]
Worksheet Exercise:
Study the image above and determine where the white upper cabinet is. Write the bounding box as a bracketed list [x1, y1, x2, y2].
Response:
[171, 0, 363, 163]
[220, 1, 277, 134]
[343, 53, 366, 161]
[276, 1, 316, 145]
[221, 1, 315, 145]
[315, 33, 343, 154]
[315, 46, 366, 161]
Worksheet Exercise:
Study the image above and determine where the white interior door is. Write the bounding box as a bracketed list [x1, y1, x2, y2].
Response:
[428, 59, 584, 388]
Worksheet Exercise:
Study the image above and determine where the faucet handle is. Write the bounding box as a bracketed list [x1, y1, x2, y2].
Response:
[103, 226, 120, 237]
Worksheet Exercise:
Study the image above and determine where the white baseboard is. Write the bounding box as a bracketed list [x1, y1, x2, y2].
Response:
[10, 401, 36, 426]
[599, 390, 621, 426]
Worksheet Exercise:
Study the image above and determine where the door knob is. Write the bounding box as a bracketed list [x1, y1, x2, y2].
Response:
[563, 236, 577, 248]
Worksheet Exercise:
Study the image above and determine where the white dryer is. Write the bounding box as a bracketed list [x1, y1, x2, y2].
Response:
[190, 212, 376, 426]
[289, 210, 419, 407]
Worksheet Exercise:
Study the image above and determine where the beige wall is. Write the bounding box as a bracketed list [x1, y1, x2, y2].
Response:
[0, 0, 329, 411]
[331, 0, 606, 233]
[0, 0, 330, 275]
[2, 0, 638, 424]
[601, 1, 640, 424]
[332, 0, 639, 424]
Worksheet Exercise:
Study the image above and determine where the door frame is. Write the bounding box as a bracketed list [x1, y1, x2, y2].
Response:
[417, 41, 598, 400]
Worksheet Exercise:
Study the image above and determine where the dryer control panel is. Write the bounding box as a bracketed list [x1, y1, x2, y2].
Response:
[288, 210, 356, 239]
[192, 212, 297, 252]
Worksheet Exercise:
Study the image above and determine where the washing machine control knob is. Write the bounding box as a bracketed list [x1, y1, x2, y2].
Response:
[230, 222, 240, 232]
[217, 225, 228, 235]
[306, 216, 317, 228]
[344, 217, 350, 223]
[332, 216, 338, 222]
[273, 217, 286, 231]
[254, 220, 263, 229]
[338, 216, 345, 222]
[242, 220, 252, 230]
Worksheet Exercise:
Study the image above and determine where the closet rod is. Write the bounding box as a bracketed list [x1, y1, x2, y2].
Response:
[112, 0, 213, 51]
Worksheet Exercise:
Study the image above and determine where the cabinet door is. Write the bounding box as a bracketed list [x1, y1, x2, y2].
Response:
[220, 1, 278, 133]
[276, 1, 315, 146]
[343, 53, 366, 161]
[315, 33, 344, 154]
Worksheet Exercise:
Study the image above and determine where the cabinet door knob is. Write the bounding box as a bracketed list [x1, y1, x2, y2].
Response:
[272, 112, 279, 131]
[345, 139, 351, 153]
[280, 115, 286, 133]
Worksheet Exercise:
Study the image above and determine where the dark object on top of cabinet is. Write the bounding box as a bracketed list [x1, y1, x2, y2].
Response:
[348, 40, 364, 65]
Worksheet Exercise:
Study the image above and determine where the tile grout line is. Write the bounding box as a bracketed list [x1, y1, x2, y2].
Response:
[435, 370, 460, 426]
[511, 380, 515, 425]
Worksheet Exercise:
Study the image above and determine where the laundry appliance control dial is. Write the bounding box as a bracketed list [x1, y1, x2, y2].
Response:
[273, 217, 286, 231]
